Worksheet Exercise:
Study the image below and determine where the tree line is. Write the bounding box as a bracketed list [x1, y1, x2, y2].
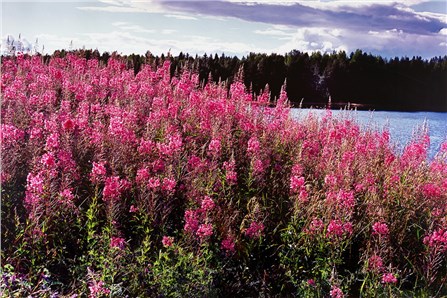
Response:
[36, 49, 447, 111]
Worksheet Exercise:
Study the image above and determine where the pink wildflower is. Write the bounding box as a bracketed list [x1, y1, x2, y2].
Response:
[136, 168, 150, 185]
[162, 236, 174, 247]
[162, 177, 176, 193]
[423, 229, 447, 251]
[41, 153, 56, 168]
[184, 210, 199, 233]
[382, 273, 397, 284]
[421, 183, 442, 199]
[224, 160, 237, 185]
[63, 118, 75, 131]
[245, 221, 264, 239]
[368, 255, 384, 272]
[110, 237, 126, 250]
[45, 133, 59, 151]
[129, 205, 138, 213]
[324, 174, 338, 188]
[221, 236, 236, 252]
[102, 176, 122, 202]
[90, 162, 106, 183]
[60, 188, 75, 203]
[307, 279, 316, 287]
[208, 138, 221, 156]
[327, 220, 353, 238]
[148, 177, 160, 189]
[201, 196, 215, 212]
[197, 223, 213, 239]
[330, 285, 344, 298]
[252, 159, 264, 176]
[307, 218, 324, 235]
[298, 189, 309, 202]
[372, 222, 389, 237]
[290, 175, 305, 194]
[88, 280, 110, 298]
[247, 136, 260, 155]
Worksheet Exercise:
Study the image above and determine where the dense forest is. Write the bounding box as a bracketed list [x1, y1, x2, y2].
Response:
[16, 49, 447, 111]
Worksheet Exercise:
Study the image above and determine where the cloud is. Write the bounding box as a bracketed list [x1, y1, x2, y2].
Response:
[164, 14, 198, 20]
[77, 5, 144, 13]
[79, 1, 446, 35]
[112, 22, 156, 33]
[74, 0, 447, 57]
[28, 30, 253, 56]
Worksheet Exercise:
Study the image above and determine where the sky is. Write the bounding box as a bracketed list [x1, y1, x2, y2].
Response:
[1, 0, 447, 58]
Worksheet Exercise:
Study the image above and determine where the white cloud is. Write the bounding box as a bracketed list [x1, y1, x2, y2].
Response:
[254, 29, 291, 36]
[112, 22, 156, 33]
[164, 14, 198, 21]
[77, 5, 144, 13]
[162, 29, 177, 35]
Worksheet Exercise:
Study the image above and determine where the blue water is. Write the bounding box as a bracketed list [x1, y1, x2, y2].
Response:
[291, 109, 447, 160]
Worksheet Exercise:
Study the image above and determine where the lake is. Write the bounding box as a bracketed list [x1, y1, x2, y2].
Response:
[291, 109, 447, 160]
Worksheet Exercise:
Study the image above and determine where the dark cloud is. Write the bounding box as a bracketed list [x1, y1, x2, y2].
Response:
[159, 0, 445, 34]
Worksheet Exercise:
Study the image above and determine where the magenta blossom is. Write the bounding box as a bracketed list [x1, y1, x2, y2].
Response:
[245, 221, 264, 239]
[221, 236, 236, 253]
[201, 196, 215, 212]
[196, 223, 213, 239]
[330, 285, 344, 298]
[372, 222, 389, 237]
[382, 273, 397, 284]
[162, 236, 174, 247]
[110, 237, 126, 250]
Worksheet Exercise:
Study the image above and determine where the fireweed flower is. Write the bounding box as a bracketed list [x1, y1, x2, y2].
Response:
[148, 177, 160, 189]
[201, 196, 215, 212]
[290, 175, 305, 194]
[59, 188, 75, 203]
[252, 159, 265, 176]
[88, 280, 110, 298]
[381, 273, 397, 284]
[245, 221, 264, 239]
[423, 229, 447, 251]
[90, 162, 106, 183]
[41, 152, 56, 168]
[135, 168, 150, 185]
[208, 138, 221, 157]
[184, 210, 199, 233]
[197, 223, 213, 239]
[247, 136, 260, 155]
[306, 218, 324, 235]
[224, 160, 237, 185]
[368, 255, 384, 272]
[62, 118, 75, 131]
[327, 220, 353, 239]
[421, 183, 442, 199]
[330, 285, 344, 298]
[45, 133, 60, 151]
[110, 237, 126, 250]
[162, 236, 174, 248]
[372, 222, 389, 237]
[324, 174, 338, 188]
[102, 176, 124, 202]
[221, 236, 236, 253]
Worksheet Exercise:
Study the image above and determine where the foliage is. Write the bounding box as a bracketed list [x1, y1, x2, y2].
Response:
[1, 53, 446, 297]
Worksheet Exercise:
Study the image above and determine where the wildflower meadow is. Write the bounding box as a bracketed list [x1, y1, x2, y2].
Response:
[1, 53, 446, 297]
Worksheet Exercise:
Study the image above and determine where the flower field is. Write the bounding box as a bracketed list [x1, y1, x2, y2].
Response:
[1, 53, 446, 297]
